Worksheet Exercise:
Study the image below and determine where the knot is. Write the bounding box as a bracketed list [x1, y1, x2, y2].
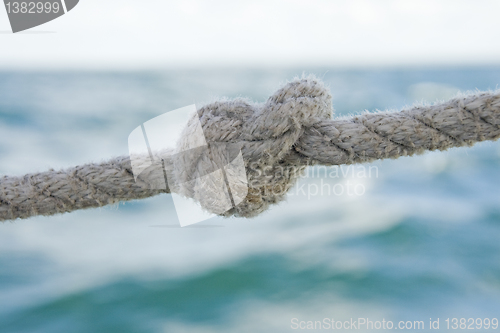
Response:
[172, 76, 333, 217]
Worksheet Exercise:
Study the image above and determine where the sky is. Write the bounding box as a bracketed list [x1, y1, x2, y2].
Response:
[1, 0, 500, 69]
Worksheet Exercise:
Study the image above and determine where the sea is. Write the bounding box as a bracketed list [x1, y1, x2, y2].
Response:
[0, 67, 499, 332]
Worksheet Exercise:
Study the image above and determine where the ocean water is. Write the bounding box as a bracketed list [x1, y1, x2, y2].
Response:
[0, 68, 499, 333]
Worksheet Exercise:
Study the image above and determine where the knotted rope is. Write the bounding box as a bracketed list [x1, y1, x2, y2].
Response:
[1, 76, 499, 221]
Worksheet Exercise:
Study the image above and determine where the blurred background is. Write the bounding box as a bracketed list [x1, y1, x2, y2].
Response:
[1, 1, 500, 332]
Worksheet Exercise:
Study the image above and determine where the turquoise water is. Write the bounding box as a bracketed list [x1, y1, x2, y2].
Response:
[0, 68, 499, 332]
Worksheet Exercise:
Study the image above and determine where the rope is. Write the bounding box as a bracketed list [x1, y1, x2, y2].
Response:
[1, 76, 499, 221]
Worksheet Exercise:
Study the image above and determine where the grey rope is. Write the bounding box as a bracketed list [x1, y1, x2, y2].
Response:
[1, 76, 499, 221]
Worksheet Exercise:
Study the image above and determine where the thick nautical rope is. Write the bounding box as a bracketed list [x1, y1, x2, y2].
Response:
[1, 77, 499, 221]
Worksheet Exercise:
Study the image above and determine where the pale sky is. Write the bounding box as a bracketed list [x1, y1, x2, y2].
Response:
[1, 0, 500, 69]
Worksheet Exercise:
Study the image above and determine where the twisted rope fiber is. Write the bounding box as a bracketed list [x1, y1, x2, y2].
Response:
[1, 76, 500, 221]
